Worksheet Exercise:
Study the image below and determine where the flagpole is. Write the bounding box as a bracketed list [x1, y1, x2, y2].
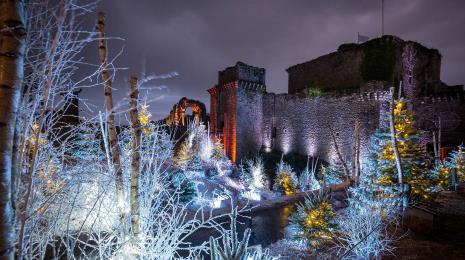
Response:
[382, 0, 384, 36]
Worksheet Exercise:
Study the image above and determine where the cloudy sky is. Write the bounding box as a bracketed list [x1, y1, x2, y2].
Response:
[80, 0, 465, 120]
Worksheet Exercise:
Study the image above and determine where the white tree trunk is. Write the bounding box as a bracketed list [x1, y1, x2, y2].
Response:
[0, 0, 25, 258]
[129, 76, 141, 237]
[352, 118, 361, 183]
[96, 12, 126, 228]
[389, 87, 403, 192]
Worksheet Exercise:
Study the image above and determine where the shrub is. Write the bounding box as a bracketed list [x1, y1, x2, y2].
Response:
[289, 194, 336, 248]
[273, 161, 298, 195]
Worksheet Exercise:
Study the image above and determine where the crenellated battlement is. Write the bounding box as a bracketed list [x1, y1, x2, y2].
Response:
[209, 41, 465, 162]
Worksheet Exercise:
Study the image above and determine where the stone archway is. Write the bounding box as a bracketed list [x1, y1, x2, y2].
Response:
[166, 97, 207, 126]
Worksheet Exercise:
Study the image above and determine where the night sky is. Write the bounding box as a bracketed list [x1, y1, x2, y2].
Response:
[80, 0, 465, 120]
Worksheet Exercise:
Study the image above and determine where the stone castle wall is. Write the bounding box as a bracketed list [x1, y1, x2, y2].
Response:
[236, 86, 265, 159]
[287, 48, 364, 94]
[236, 89, 390, 167]
[217, 82, 238, 162]
[208, 36, 464, 165]
[287, 36, 442, 96]
[414, 94, 465, 148]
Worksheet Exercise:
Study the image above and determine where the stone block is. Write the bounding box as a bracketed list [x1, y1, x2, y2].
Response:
[402, 207, 434, 235]
[456, 183, 465, 196]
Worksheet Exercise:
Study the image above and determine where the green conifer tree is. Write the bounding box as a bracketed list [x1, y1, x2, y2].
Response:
[371, 100, 432, 201]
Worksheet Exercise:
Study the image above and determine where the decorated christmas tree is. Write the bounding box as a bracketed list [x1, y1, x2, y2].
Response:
[138, 104, 153, 135]
[170, 171, 198, 203]
[446, 145, 465, 183]
[373, 100, 432, 201]
[289, 194, 336, 248]
[176, 140, 194, 169]
[431, 163, 451, 191]
[273, 160, 298, 195]
[212, 136, 226, 161]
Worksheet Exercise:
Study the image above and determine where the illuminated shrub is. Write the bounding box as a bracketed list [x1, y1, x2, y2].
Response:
[241, 157, 267, 190]
[138, 104, 153, 135]
[273, 161, 298, 195]
[299, 158, 321, 191]
[446, 145, 465, 183]
[170, 172, 198, 203]
[289, 194, 336, 248]
[431, 146, 465, 191]
[432, 163, 451, 191]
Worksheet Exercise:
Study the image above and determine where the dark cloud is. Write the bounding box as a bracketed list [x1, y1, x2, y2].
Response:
[80, 0, 465, 120]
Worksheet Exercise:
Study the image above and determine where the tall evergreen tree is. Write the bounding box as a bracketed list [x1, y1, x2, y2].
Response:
[371, 100, 432, 201]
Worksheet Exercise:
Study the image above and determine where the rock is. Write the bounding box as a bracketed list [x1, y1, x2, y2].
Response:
[456, 183, 465, 196]
[402, 207, 434, 235]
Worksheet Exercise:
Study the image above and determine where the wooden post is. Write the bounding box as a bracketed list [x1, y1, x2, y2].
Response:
[96, 12, 126, 229]
[129, 76, 141, 238]
[0, 0, 26, 258]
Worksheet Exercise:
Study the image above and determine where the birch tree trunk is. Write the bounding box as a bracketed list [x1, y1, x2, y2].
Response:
[0, 0, 26, 258]
[389, 87, 403, 192]
[129, 76, 141, 238]
[351, 118, 361, 183]
[96, 12, 126, 228]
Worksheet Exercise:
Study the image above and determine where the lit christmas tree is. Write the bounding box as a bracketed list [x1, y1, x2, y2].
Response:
[446, 145, 465, 183]
[273, 160, 298, 195]
[176, 141, 194, 169]
[374, 100, 432, 201]
[170, 172, 198, 203]
[432, 163, 451, 191]
[289, 194, 336, 248]
[212, 136, 225, 161]
[138, 104, 152, 135]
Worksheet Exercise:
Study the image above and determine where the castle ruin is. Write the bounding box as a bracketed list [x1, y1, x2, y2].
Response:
[208, 35, 465, 167]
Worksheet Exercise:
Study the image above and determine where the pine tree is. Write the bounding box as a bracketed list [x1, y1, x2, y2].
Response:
[446, 145, 465, 183]
[431, 163, 450, 191]
[374, 100, 432, 201]
[299, 165, 321, 191]
[171, 172, 198, 203]
[212, 137, 225, 161]
[176, 141, 194, 169]
[244, 157, 267, 190]
[289, 194, 336, 248]
[273, 160, 298, 195]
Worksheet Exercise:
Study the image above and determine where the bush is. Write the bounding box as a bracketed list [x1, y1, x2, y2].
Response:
[273, 161, 298, 195]
[170, 172, 198, 203]
[289, 194, 336, 248]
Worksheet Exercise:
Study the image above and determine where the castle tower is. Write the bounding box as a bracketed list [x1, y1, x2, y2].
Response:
[207, 62, 266, 162]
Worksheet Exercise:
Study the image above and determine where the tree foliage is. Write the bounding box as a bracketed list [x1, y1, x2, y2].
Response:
[273, 160, 298, 195]
[372, 100, 432, 201]
[289, 194, 336, 248]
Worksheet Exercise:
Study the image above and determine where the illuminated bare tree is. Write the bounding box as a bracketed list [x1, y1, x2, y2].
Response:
[96, 11, 127, 231]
